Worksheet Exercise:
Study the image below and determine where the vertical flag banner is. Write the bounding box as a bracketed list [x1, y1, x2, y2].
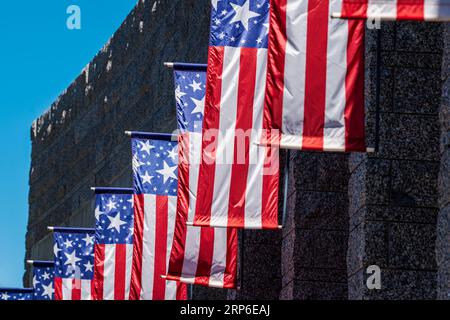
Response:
[31, 261, 55, 300]
[166, 64, 238, 288]
[92, 188, 134, 300]
[129, 133, 187, 300]
[53, 228, 95, 300]
[0, 288, 34, 301]
[332, 0, 450, 21]
[265, 0, 366, 152]
[194, 0, 280, 230]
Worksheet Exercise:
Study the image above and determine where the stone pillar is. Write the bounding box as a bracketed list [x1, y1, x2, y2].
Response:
[280, 151, 350, 300]
[347, 22, 443, 299]
[437, 24, 450, 300]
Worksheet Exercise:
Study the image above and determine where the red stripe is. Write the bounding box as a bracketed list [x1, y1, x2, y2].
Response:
[345, 20, 366, 152]
[114, 244, 126, 300]
[129, 194, 144, 300]
[302, 0, 329, 150]
[261, 143, 280, 229]
[397, 0, 425, 20]
[227, 47, 257, 227]
[92, 244, 105, 300]
[341, 0, 368, 18]
[223, 228, 238, 288]
[264, 0, 287, 138]
[194, 46, 225, 226]
[176, 283, 188, 300]
[194, 227, 215, 287]
[72, 278, 81, 300]
[168, 133, 190, 278]
[152, 195, 168, 300]
[54, 277, 63, 300]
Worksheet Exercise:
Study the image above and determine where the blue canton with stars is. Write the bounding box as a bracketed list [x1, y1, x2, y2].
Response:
[33, 262, 54, 300]
[132, 138, 178, 196]
[95, 193, 134, 245]
[210, 0, 270, 49]
[54, 231, 95, 280]
[0, 289, 34, 301]
[174, 68, 206, 134]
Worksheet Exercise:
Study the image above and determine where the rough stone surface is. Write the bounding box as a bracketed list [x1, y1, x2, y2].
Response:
[25, 2, 450, 300]
[347, 21, 443, 300]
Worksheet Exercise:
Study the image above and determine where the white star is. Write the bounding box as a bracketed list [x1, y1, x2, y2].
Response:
[156, 161, 178, 184]
[229, 1, 260, 31]
[63, 239, 73, 248]
[64, 251, 81, 268]
[42, 272, 50, 280]
[139, 140, 154, 155]
[1, 293, 10, 300]
[175, 85, 187, 103]
[142, 171, 154, 185]
[191, 96, 205, 115]
[263, 22, 269, 35]
[189, 80, 202, 93]
[83, 234, 94, 246]
[218, 32, 226, 40]
[211, 0, 219, 10]
[84, 261, 94, 273]
[33, 275, 40, 288]
[41, 282, 54, 299]
[94, 205, 104, 221]
[167, 148, 178, 162]
[54, 243, 61, 257]
[106, 199, 117, 211]
[107, 213, 127, 232]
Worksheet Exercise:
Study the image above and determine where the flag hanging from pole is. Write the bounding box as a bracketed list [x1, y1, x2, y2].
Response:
[264, 0, 366, 152]
[165, 63, 238, 288]
[129, 133, 187, 300]
[92, 188, 134, 300]
[0, 288, 34, 301]
[53, 227, 95, 300]
[332, 0, 450, 21]
[193, 0, 280, 230]
[31, 261, 54, 300]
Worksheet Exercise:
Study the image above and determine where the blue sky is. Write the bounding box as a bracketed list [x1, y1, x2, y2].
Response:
[0, 0, 137, 288]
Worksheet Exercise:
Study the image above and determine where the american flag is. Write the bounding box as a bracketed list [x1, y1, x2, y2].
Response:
[0, 288, 34, 301]
[53, 228, 95, 300]
[129, 134, 187, 300]
[165, 64, 238, 288]
[333, 0, 450, 21]
[193, 0, 280, 230]
[92, 188, 134, 300]
[31, 261, 54, 300]
[264, 0, 366, 152]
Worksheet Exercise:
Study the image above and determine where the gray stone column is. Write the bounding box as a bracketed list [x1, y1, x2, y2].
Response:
[280, 151, 350, 300]
[437, 24, 450, 300]
[347, 22, 443, 299]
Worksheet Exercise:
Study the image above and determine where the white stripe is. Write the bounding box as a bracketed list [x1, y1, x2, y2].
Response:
[188, 132, 202, 222]
[210, 46, 240, 227]
[367, 0, 397, 19]
[181, 226, 201, 281]
[62, 279, 72, 300]
[103, 245, 116, 300]
[81, 280, 91, 300]
[323, 1, 348, 151]
[165, 196, 178, 300]
[281, 0, 308, 148]
[140, 194, 156, 300]
[208, 228, 229, 288]
[424, 0, 450, 20]
[244, 49, 267, 229]
[125, 244, 133, 300]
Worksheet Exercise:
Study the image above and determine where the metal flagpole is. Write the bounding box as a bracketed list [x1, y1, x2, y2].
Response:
[374, 28, 382, 152]
[282, 150, 291, 227]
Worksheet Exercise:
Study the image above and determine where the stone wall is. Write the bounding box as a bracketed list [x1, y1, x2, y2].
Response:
[347, 22, 443, 299]
[437, 24, 450, 300]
